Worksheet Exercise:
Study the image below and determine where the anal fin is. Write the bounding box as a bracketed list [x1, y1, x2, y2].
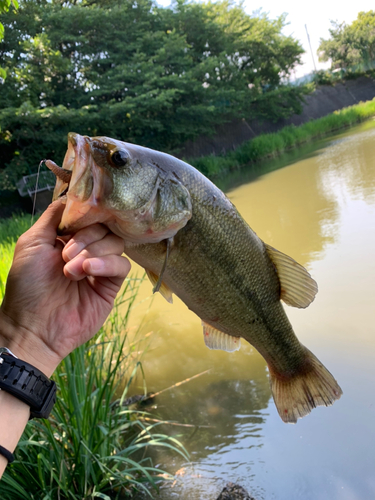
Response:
[146, 269, 173, 304]
[202, 321, 241, 352]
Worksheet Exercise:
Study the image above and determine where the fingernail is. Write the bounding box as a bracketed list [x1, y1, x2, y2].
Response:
[64, 242, 85, 261]
[64, 261, 80, 277]
[87, 258, 104, 273]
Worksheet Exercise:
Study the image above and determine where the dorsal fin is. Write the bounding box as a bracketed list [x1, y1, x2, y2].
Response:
[202, 321, 241, 352]
[265, 243, 318, 309]
[146, 269, 173, 304]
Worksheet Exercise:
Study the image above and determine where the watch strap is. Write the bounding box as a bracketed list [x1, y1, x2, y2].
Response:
[0, 445, 15, 464]
[0, 352, 56, 419]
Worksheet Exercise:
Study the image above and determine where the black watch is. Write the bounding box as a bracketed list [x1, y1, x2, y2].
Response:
[0, 347, 56, 419]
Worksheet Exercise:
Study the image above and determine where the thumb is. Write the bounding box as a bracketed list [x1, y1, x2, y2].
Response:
[23, 200, 65, 247]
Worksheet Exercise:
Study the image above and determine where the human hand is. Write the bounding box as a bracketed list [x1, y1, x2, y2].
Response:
[0, 200, 131, 377]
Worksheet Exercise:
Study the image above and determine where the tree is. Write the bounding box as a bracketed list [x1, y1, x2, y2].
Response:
[352, 11, 375, 63]
[0, 0, 305, 189]
[318, 10, 375, 69]
[0, 0, 18, 79]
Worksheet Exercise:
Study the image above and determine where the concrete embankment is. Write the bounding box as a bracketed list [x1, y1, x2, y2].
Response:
[179, 75, 375, 159]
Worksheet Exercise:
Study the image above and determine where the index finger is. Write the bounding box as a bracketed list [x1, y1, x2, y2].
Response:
[62, 224, 111, 262]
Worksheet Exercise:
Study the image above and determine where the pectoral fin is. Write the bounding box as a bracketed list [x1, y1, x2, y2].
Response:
[265, 243, 318, 308]
[146, 269, 173, 304]
[202, 321, 241, 352]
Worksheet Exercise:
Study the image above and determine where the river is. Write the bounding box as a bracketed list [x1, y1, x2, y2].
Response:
[126, 120, 375, 500]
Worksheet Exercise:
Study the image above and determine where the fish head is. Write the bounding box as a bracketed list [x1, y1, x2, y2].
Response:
[52, 133, 192, 243]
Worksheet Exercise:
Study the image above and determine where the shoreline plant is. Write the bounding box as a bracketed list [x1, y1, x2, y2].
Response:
[0, 221, 188, 499]
[191, 98, 375, 178]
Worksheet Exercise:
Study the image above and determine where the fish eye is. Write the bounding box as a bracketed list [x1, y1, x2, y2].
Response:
[110, 149, 129, 168]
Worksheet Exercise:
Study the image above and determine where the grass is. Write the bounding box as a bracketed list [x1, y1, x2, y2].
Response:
[0, 213, 34, 297]
[191, 98, 375, 178]
[0, 217, 188, 499]
[3, 98, 373, 494]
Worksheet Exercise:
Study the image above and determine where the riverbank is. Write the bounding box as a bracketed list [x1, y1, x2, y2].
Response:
[190, 98, 375, 178]
[2, 96, 375, 218]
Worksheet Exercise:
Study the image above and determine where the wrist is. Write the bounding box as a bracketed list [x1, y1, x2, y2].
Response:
[0, 310, 61, 378]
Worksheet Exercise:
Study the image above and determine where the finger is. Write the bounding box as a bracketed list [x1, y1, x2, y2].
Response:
[83, 233, 124, 260]
[83, 255, 131, 280]
[64, 253, 130, 286]
[62, 224, 110, 262]
[63, 235, 125, 279]
[63, 232, 124, 276]
[18, 200, 65, 248]
[83, 234, 125, 260]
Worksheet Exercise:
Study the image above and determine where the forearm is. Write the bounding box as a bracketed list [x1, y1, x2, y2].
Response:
[0, 390, 30, 477]
[0, 315, 59, 478]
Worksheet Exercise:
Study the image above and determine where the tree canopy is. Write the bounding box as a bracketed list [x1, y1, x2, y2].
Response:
[318, 10, 375, 70]
[0, 0, 18, 79]
[0, 0, 305, 189]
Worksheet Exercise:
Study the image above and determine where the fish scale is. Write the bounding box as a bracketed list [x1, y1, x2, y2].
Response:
[126, 191, 299, 371]
[45, 132, 342, 423]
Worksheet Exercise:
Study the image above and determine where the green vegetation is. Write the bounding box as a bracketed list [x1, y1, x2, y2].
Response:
[0, 0, 306, 190]
[0, 218, 188, 499]
[318, 11, 375, 71]
[0, 213, 33, 296]
[192, 98, 375, 178]
[0, 212, 32, 242]
[0, 0, 18, 79]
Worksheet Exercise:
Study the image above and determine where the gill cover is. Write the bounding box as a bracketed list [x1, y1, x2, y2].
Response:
[49, 133, 193, 244]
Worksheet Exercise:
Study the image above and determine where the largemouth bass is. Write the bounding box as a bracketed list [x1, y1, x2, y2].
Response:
[45, 132, 342, 423]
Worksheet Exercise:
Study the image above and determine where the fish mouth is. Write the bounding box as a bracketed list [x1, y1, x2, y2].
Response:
[45, 132, 113, 234]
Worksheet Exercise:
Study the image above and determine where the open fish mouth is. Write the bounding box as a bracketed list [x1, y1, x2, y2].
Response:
[44, 132, 113, 234]
[44, 132, 89, 201]
[44, 160, 72, 195]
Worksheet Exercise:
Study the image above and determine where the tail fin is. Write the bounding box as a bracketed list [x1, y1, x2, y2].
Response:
[269, 347, 343, 423]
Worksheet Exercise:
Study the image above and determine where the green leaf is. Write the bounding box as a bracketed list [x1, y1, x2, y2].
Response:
[0, 0, 305, 189]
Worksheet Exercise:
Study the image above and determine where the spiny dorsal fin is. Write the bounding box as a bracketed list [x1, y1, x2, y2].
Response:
[265, 243, 318, 309]
[146, 269, 173, 304]
[202, 321, 241, 352]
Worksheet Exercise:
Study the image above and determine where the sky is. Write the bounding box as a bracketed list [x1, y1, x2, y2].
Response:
[156, 0, 374, 78]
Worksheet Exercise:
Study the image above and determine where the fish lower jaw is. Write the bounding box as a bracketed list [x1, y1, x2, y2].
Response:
[58, 197, 112, 234]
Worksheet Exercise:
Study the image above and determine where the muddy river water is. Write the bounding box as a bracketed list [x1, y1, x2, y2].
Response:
[126, 120, 375, 500]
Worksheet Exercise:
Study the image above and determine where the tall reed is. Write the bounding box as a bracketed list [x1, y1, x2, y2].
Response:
[0, 217, 188, 499]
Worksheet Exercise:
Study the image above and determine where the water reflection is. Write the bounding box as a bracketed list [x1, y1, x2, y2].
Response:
[225, 154, 339, 266]
[127, 120, 375, 500]
[317, 121, 375, 206]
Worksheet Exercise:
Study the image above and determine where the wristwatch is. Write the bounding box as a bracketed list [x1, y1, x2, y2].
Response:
[0, 347, 56, 419]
